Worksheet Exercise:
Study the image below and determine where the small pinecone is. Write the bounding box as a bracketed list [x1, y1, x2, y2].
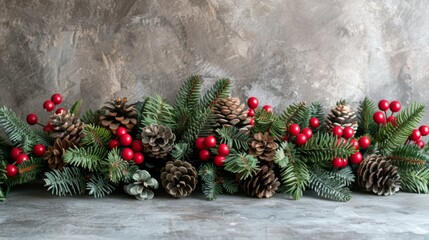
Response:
[99, 97, 138, 133]
[141, 124, 176, 159]
[326, 100, 358, 132]
[240, 165, 280, 198]
[50, 110, 85, 145]
[249, 132, 279, 162]
[44, 138, 74, 170]
[212, 96, 252, 132]
[357, 154, 401, 196]
[160, 160, 198, 198]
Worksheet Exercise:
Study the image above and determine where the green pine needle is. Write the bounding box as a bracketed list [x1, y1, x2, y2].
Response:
[87, 173, 116, 198]
[308, 167, 352, 202]
[356, 97, 378, 137]
[199, 78, 231, 109]
[63, 146, 107, 172]
[82, 124, 113, 147]
[388, 145, 429, 169]
[44, 167, 86, 196]
[141, 95, 176, 129]
[281, 101, 310, 128]
[102, 148, 129, 184]
[224, 153, 259, 180]
[400, 167, 429, 193]
[309, 102, 325, 129]
[274, 142, 294, 168]
[174, 75, 202, 115]
[179, 108, 212, 144]
[281, 159, 309, 200]
[70, 99, 83, 116]
[81, 109, 103, 125]
[252, 109, 285, 140]
[7, 157, 45, 187]
[217, 126, 251, 151]
[172, 143, 193, 160]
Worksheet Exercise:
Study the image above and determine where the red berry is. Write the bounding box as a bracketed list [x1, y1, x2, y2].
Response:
[419, 125, 429, 136]
[119, 134, 133, 146]
[43, 100, 55, 112]
[247, 109, 255, 117]
[217, 144, 230, 156]
[195, 137, 206, 150]
[387, 116, 397, 126]
[349, 152, 363, 165]
[409, 129, 421, 141]
[332, 126, 343, 138]
[43, 124, 54, 132]
[26, 113, 38, 125]
[121, 148, 134, 161]
[301, 128, 313, 139]
[332, 158, 343, 168]
[108, 139, 120, 149]
[249, 118, 255, 126]
[358, 136, 371, 149]
[55, 108, 66, 114]
[262, 105, 273, 113]
[378, 99, 390, 111]
[5, 164, 18, 177]
[115, 126, 128, 137]
[288, 123, 301, 136]
[16, 154, 29, 164]
[214, 155, 226, 167]
[133, 152, 145, 165]
[131, 140, 143, 152]
[342, 158, 349, 168]
[199, 149, 211, 161]
[416, 140, 425, 149]
[247, 97, 259, 109]
[373, 111, 386, 124]
[390, 101, 401, 112]
[295, 133, 308, 146]
[204, 136, 217, 148]
[342, 127, 354, 139]
[51, 93, 63, 105]
[309, 117, 320, 128]
[350, 139, 359, 150]
[10, 147, 23, 160]
[33, 144, 46, 156]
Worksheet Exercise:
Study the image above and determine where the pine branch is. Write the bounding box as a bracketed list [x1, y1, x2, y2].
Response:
[388, 145, 429, 169]
[281, 102, 310, 128]
[44, 167, 86, 196]
[70, 99, 83, 116]
[174, 75, 202, 115]
[171, 143, 193, 160]
[274, 142, 294, 168]
[199, 163, 221, 200]
[308, 167, 352, 202]
[252, 109, 285, 140]
[202, 179, 223, 201]
[281, 158, 309, 200]
[217, 126, 251, 151]
[81, 124, 113, 147]
[309, 102, 325, 129]
[81, 109, 103, 124]
[87, 173, 116, 198]
[400, 167, 429, 193]
[330, 166, 355, 186]
[200, 78, 231, 109]
[356, 97, 378, 137]
[7, 157, 45, 187]
[141, 95, 176, 129]
[179, 108, 212, 144]
[63, 146, 107, 172]
[224, 153, 259, 180]
[378, 103, 425, 155]
[102, 148, 129, 184]
[222, 177, 239, 195]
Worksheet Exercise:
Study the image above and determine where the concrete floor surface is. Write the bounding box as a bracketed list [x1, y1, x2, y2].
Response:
[0, 183, 428, 240]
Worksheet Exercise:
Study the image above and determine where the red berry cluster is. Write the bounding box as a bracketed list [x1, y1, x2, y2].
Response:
[26, 93, 66, 132]
[408, 125, 429, 149]
[196, 136, 230, 167]
[246, 96, 273, 126]
[286, 123, 313, 146]
[373, 99, 401, 125]
[331, 129, 370, 169]
[108, 127, 144, 165]
[4, 145, 46, 178]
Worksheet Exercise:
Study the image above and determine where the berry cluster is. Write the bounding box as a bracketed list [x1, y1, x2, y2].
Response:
[4, 144, 46, 178]
[246, 96, 274, 126]
[373, 99, 401, 125]
[408, 125, 429, 149]
[26, 93, 66, 132]
[196, 136, 230, 167]
[108, 127, 144, 165]
[286, 123, 313, 146]
[331, 126, 370, 168]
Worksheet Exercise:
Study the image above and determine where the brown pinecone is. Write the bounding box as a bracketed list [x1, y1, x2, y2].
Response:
[44, 138, 74, 170]
[357, 154, 401, 196]
[141, 124, 176, 159]
[99, 97, 138, 133]
[160, 160, 198, 198]
[326, 100, 358, 133]
[50, 110, 85, 145]
[249, 132, 279, 162]
[240, 165, 280, 198]
[212, 96, 252, 132]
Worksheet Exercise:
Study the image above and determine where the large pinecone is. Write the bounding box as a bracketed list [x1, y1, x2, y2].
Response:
[141, 124, 176, 159]
[50, 110, 85, 145]
[240, 165, 280, 198]
[326, 100, 358, 132]
[99, 97, 138, 133]
[357, 154, 401, 196]
[44, 138, 74, 170]
[160, 160, 198, 198]
[212, 96, 252, 132]
[249, 132, 279, 162]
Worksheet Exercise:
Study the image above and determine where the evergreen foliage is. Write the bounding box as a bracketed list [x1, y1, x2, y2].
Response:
[7, 157, 45, 187]
[179, 108, 212, 144]
[81, 109, 103, 125]
[281, 159, 309, 200]
[280, 102, 310, 128]
[70, 99, 83, 116]
[81, 124, 113, 147]
[388, 145, 429, 169]
[102, 148, 130, 184]
[44, 167, 86, 196]
[400, 168, 429, 193]
[252, 109, 284, 141]
[63, 146, 107, 172]
[141, 95, 176, 129]
[356, 97, 378, 137]
[171, 143, 192, 160]
[217, 126, 251, 151]
[309, 102, 325, 128]
[199, 163, 238, 200]
[224, 153, 259, 180]
[308, 167, 353, 202]
[199, 78, 231, 109]
[87, 173, 116, 198]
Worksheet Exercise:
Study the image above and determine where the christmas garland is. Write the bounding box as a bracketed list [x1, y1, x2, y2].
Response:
[1, 76, 429, 202]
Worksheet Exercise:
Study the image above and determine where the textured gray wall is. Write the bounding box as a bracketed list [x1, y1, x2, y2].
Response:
[1, 0, 428, 121]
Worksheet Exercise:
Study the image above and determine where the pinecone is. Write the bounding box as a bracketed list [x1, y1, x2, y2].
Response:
[240, 165, 280, 198]
[212, 96, 252, 132]
[160, 160, 198, 198]
[326, 100, 358, 132]
[123, 170, 159, 200]
[99, 97, 138, 133]
[141, 124, 176, 159]
[50, 110, 85, 145]
[357, 154, 401, 196]
[249, 132, 279, 162]
[44, 138, 74, 170]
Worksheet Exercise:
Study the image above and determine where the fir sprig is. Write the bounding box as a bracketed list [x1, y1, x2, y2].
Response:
[87, 173, 116, 198]
[63, 146, 108, 172]
[102, 148, 129, 184]
[82, 124, 113, 147]
[44, 167, 86, 196]
[252, 109, 284, 140]
[280, 101, 310, 128]
[388, 145, 429, 169]
[356, 97, 378, 137]
[199, 78, 231, 109]
[281, 159, 309, 200]
[199, 163, 238, 200]
[308, 167, 352, 202]
[217, 126, 251, 151]
[70, 99, 83, 116]
[141, 95, 176, 129]
[224, 153, 259, 180]
[7, 157, 45, 187]
[309, 102, 325, 129]
[400, 168, 429, 193]
[171, 143, 193, 160]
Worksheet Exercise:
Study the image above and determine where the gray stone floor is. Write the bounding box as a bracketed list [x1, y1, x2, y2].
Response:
[1, 184, 429, 240]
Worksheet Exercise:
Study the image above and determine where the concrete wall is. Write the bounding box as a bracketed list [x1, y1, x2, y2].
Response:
[1, 0, 428, 121]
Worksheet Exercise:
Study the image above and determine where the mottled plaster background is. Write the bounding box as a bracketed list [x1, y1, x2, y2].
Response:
[1, 0, 429, 121]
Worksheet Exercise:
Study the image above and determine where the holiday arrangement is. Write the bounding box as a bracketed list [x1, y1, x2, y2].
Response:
[1, 76, 429, 202]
